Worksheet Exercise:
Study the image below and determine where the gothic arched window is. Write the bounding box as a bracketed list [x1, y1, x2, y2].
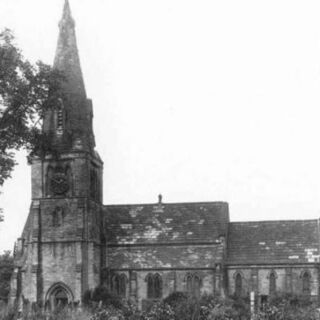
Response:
[193, 275, 201, 298]
[302, 271, 311, 295]
[186, 274, 193, 295]
[111, 274, 127, 298]
[269, 272, 276, 296]
[147, 274, 154, 299]
[119, 274, 127, 297]
[235, 273, 242, 297]
[185, 273, 201, 298]
[146, 273, 162, 299]
[154, 273, 162, 299]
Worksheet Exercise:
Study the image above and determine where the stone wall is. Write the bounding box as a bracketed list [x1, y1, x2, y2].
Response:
[227, 266, 319, 299]
[105, 269, 216, 309]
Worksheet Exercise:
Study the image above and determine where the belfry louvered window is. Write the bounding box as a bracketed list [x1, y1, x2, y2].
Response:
[56, 99, 64, 135]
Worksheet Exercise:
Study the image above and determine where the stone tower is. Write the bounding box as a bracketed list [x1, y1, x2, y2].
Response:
[10, 0, 103, 307]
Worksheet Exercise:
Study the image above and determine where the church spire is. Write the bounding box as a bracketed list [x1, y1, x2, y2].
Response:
[54, 0, 86, 97]
[62, 0, 72, 21]
[43, 0, 95, 152]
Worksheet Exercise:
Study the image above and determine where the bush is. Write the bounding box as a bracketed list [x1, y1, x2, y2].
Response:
[2, 291, 319, 320]
[90, 305, 125, 320]
[141, 302, 175, 320]
[256, 293, 319, 320]
[83, 285, 123, 310]
[163, 292, 188, 307]
[0, 304, 90, 320]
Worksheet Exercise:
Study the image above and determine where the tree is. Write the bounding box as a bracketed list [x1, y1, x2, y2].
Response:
[0, 251, 13, 303]
[0, 29, 62, 219]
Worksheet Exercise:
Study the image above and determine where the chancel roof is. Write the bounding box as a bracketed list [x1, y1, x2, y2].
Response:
[227, 219, 320, 265]
[103, 202, 229, 245]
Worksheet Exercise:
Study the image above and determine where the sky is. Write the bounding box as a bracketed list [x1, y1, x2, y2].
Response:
[2, 0, 320, 252]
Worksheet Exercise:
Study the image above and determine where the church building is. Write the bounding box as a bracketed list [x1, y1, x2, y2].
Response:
[10, 0, 320, 309]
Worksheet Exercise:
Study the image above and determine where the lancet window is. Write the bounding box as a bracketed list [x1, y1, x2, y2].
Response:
[111, 274, 127, 297]
[235, 273, 242, 297]
[269, 271, 276, 296]
[146, 273, 162, 299]
[302, 271, 311, 295]
[185, 273, 201, 298]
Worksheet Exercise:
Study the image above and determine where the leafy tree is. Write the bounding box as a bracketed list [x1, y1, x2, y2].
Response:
[0, 29, 62, 219]
[0, 251, 13, 303]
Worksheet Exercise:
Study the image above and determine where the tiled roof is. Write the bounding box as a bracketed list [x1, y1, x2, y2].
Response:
[227, 220, 320, 264]
[103, 202, 229, 245]
[108, 244, 223, 269]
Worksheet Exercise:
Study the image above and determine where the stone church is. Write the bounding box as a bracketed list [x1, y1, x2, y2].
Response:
[10, 0, 320, 310]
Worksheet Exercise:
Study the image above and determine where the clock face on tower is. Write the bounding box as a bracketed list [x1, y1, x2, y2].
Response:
[51, 172, 69, 195]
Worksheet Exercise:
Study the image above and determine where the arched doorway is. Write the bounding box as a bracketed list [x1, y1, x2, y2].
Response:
[54, 288, 68, 307]
[45, 282, 74, 310]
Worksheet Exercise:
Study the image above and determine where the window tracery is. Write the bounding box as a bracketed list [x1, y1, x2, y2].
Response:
[185, 273, 201, 298]
[111, 273, 127, 297]
[146, 273, 162, 299]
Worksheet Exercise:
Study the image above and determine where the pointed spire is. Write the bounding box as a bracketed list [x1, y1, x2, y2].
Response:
[45, 0, 95, 152]
[54, 0, 85, 96]
[62, 0, 71, 19]
[59, 0, 75, 29]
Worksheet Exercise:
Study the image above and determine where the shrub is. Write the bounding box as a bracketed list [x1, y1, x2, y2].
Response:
[163, 292, 188, 307]
[141, 302, 175, 320]
[256, 293, 319, 320]
[90, 305, 125, 320]
[83, 285, 123, 310]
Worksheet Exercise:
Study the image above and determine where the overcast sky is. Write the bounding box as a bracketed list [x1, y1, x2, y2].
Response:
[2, 0, 320, 253]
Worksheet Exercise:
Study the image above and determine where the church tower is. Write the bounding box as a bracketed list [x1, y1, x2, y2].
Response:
[10, 0, 103, 307]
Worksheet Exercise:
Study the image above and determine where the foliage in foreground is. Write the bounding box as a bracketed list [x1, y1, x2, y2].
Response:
[1, 292, 320, 320]
[0, 251, 13, 304]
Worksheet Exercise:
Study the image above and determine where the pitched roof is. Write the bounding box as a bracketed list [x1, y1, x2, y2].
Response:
[107, 244, 224, 269]
[227, 220, 320, 264]
[103, 202, 229, 245]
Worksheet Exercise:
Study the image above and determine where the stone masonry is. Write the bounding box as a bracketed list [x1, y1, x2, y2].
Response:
[10, 0, 320, 310]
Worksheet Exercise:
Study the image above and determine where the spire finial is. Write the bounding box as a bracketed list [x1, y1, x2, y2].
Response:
[60, 0, 74, 28]
[64, 0, 70, 11]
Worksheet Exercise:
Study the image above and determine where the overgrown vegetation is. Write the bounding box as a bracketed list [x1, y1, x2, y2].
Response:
[0, 28, 63, 220]
[0, 251, 13, 304]
[1, 290, 319, 320]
